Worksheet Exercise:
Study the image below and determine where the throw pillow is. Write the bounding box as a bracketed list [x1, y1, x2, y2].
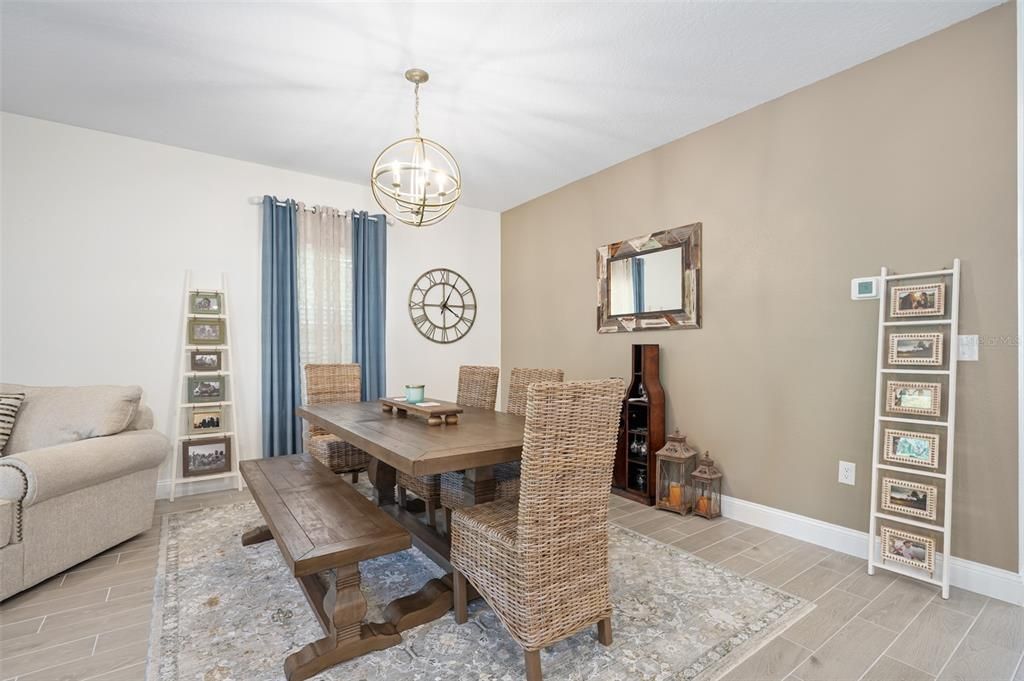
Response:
[0, 393, 26, 455]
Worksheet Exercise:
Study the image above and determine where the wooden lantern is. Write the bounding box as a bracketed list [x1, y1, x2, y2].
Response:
[655, 430, 699, 515]
[691, 451, 723, 519]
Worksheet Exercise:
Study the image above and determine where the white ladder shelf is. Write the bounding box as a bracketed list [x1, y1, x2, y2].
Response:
[169, 270, 244, 501]
[867, 259, 960, 598]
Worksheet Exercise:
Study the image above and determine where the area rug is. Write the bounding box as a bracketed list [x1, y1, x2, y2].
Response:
[147, 502, 809, 681]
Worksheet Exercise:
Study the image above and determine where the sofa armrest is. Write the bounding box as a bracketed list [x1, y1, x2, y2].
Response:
[0, 429, 169, 507]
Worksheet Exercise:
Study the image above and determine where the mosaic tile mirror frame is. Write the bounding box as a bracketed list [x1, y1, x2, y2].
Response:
[597, 222, 702, 333]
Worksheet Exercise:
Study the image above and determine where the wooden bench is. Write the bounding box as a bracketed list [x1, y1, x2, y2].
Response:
[240, 454, 452, 681]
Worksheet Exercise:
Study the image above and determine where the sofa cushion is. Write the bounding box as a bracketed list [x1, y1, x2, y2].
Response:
[0, 384, 142, 455]
[0, 393, 25, 455]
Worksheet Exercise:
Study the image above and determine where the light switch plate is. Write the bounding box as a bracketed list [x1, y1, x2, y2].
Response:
[838, 461, 856, 486]
[958, 335, 979, 361]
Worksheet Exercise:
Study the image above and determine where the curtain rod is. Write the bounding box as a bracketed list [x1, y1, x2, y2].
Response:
[248, 196, 390, 224]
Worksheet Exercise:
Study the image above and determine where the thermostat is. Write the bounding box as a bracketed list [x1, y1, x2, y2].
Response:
[851, 276, 880, 300]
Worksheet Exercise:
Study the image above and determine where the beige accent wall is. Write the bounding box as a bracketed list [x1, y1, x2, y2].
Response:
[501, 5, 1017, 570]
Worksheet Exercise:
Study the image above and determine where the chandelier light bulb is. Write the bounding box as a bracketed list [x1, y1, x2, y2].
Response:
[370, 69, 461, 227]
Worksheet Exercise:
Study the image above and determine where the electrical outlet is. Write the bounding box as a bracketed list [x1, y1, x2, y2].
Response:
[838, 461, 856, 486]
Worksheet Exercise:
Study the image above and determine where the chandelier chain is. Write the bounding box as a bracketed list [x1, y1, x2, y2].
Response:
[413, 83, 421, 138]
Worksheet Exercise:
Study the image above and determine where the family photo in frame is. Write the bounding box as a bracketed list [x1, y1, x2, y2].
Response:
[886, 380, 942, 417]
[880, 477, 937, 521]
[189, 291, 223, 315]
[188, 318, 225, 345]
[181, 437, 231, 477]
[880, 526, 935, 574]
[887, 333, 943, 366]
[187, 376, 225, 403]
[883, 428, 939, 469]
[889, 282, 945, 318]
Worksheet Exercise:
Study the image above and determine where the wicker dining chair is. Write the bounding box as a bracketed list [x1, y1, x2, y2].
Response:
[450, 379, 624, 681]
[439, 368, 564, 525]
[396, 365, 500, 527]
[301, 363, 371, 481]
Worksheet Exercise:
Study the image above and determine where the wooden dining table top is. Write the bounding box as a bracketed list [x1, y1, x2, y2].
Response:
[296, 400, 526, 476]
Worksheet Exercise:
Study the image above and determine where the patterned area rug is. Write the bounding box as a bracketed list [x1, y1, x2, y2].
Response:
[147, 502, 809, 681]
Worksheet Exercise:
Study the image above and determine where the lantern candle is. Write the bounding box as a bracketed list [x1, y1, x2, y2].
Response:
[668, 482, 682, 508]
[696, 495, 710, 516]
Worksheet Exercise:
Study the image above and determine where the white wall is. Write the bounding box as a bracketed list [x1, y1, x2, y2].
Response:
[0, 113, 500, 495]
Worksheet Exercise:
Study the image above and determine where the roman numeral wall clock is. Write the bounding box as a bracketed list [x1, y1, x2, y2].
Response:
[408, 268, 477, 344]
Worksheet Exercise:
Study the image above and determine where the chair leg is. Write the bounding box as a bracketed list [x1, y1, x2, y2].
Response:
[351, 471, 358, 484]
[597, 617, 612, 646]
[426, 499, 437, 528]
[398, 486, 407, 507]
[524, 649, 542, 681]
[444, 508, 453, 535]
[452, 569, 468, 624]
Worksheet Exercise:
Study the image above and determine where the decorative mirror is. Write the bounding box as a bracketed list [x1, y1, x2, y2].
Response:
[597, 222, 701, 333]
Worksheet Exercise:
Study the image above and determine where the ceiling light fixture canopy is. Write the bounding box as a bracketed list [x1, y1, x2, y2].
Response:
[370, 68, 461, 227]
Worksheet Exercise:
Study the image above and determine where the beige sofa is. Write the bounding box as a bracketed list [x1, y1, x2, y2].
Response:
[0, 384, 169, 601]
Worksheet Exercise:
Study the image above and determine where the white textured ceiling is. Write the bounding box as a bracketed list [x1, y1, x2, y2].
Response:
[1, 1, 1000, 212]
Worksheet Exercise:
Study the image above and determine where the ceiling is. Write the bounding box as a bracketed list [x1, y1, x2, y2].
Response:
[1, 1, 1000, 212]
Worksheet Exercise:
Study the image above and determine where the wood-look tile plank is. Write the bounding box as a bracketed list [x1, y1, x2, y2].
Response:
[95, 622, 150, 654]
[862, 656, 935, 681]
[719, 636, 811, 681]
[938, 634, 1022, 681]
[17, 639, 149, 681]
[859, 578, 937, 632]
[57, 564, 156, 592]
[695, 536, 753, 564]
[741, 535, 803, 564]
[793, 617, 894, 681]
[672, 521, 747, 553]
[970, 599, 1024, 653]
[838, 569, 897, 601]
[731, 526, 779, 546]
[719, 554, 765, 576]
[630, 513, 688, 536]
[107, 577, 156, 601]
[934, 587, 987, 618]
[889, 602, 974, 674]
[32, 604, 152, 644]
[0, 587, 109, 624]
[646, 526, 686, 544]
[40, 591, 154, 631]
[749, 547, 831, 588]
[781, 566, 846, 601]
[817, 552, 866, 576]
[0, 581, 110, 612]
[782, 588, 869, 650]
[65, 552, 121, 574]
[614, 509, 662, 530]
[0, 616, 43, 641]
[0, 635, 96, 677]
[90, 661, 148, 681]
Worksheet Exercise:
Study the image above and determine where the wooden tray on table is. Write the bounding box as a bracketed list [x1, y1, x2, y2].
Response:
[380, 397, 463, 426]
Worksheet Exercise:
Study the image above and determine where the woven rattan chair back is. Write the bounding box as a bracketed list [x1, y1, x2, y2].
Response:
[456, 365, 499, 410]
[304, 363, 361, 438]
[506, 368, 564, 416]
[515, 379, 623, 641]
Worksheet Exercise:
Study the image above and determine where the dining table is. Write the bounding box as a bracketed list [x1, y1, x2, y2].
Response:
[295, 398, 526, 568]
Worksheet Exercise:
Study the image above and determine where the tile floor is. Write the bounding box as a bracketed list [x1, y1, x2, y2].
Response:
[0, 488, 1021, 681]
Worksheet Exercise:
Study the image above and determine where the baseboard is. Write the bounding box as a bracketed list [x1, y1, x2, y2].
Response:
[155, 477, 244, 500]
[721, 494, 1024, 605]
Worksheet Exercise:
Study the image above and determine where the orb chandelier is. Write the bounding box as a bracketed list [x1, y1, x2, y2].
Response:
[370, 68, 461, 227]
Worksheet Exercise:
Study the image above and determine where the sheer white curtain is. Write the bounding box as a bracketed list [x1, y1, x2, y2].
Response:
[296, 204, 353, 368]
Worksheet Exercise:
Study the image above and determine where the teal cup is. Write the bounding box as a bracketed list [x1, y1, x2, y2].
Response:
[405, 384, 425, 404]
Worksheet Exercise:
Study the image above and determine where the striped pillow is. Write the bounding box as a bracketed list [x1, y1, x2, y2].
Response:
[0, 393, 25, 455]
